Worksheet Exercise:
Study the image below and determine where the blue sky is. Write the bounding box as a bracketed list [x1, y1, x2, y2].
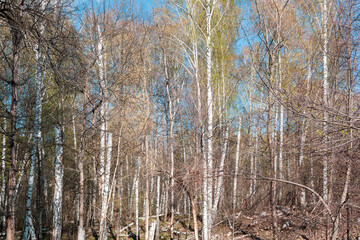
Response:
[135, 0, 162, 17]
[74, 0, 162, 20]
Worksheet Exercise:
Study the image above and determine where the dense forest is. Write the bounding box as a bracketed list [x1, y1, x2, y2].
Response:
[0, 0, 360, 239]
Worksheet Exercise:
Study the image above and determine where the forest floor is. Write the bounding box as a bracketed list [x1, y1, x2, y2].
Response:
[55, 204, 360, 239]
[108, 205, 359, 240]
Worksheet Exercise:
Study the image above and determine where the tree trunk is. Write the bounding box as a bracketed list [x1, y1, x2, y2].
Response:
[267, 52, 278, 240]
[145, 136, 150, 240]
[156, 174, 161, 237]
[53, 125, 64, 240]
[322, 0, 329, 202]
[97, 21, 109, 240]
[299, 61, 312, 207]
[77, 133, 85, 240]
[233, 117, 241, 211]
[213, 53, 229, 215]
[77, 66, 89, 240]
[155, 139, 161, 239]
[190, 195, 199, 240]
[204, 1, 214, 239]
[278, 54, 284, 201]
[73, 115, 79, 225]
[272, 103, 278, 202]
[182, 136, 187, 214]
[6, 21, 21, 240]
[213, 126, 229, 212]
[1, 117, 6, 231]
[36, 146, 43, 240]
[135, 156, 140, 240]
[99, 132, 113, 240]
[23, 5, 46, 237]
[164, 52, 175, 239]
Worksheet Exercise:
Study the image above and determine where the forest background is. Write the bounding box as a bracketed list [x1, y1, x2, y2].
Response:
[0, 0, 360, 239]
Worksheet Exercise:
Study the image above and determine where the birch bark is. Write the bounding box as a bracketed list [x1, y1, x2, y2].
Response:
[52, 125, 64, 240]
[299, 61, 312, 206]
[278, 54, 284, 194]
[164, 52, 175, 239]
[97, 21, 110, 240]
[322, 0, 329, 202]
[24, 6, 45, 238]
[233, 117, 241, 211]
[145, 136, 150, 240]
[99, 132, 113, 240]
[1, 118, 6, 230]
[204, 1, 214, 239]
[73, 115, 79, 225]
[155, 139, 161, 239]
[77, 67, 89, 240]
[135, 156, 140, 240]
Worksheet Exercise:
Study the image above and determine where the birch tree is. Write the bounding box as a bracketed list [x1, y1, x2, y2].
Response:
[321, 0, 331, 202]
[233, 116, 241, 211]
[52, 125, 64, 240]
[23, 1, 46, 237]
[0, 116, 5, 231]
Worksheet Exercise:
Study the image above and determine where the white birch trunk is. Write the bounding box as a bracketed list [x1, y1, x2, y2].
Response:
[155, 139, 161, 239]
[233, 117, 242, 211]
[72, 115, 79, 224]
[273, 107, 278, 173]
[117, 163, 123, 224]
[53, 125, 64, 240]
[98, 23, 106, 204]
[130, 161, 137, 217]
[113, 128, 122, 233]
[24, 22, 45, 238]
[155, 175, 161, 235]
[322, 0, 329, 202]
[164, 52, 175, 239]
[127, 156, 133, 214]
[182, 136, 187, 214]
[97, 21, 109, 240]
[272, 104, 278, 201]
[1, 118, 6, 229]
[278, 101, 284, 199]
[92, 155, 97, 222]
[161, 180, 167, 220]
[145, 136, 150, 240]
[254, 127, 259, 196]
[204, 1, 214, 239]
[100, 132, 112, 240]
[135, 156, 140, 240]
[77, 73, 88, 240]
[278, 54, 284, 191]
[77, 134, 85, 240]
[148, 222, 156, 240]
[299, 61, 312, 207]
[169, 114, 175, 238]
